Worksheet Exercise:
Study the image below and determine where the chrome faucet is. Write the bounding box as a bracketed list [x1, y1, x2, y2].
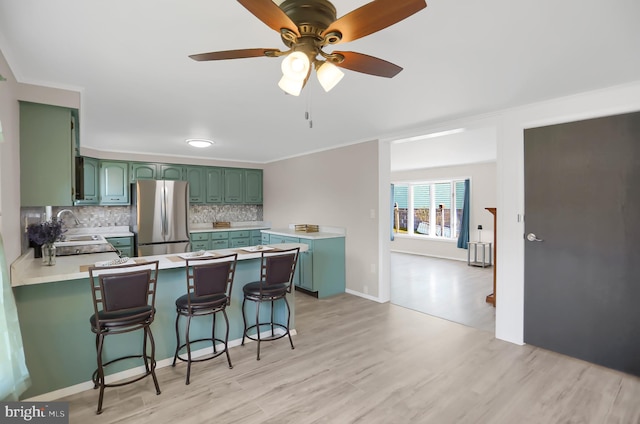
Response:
[56, 209, 81, 225]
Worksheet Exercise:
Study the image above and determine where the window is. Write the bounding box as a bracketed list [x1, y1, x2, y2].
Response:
[393, 179, 467, 240]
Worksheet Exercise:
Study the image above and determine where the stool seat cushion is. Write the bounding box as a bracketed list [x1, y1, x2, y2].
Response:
[175, 293, 227, 310]
[242, 281, 288, 297]
[90, 305, 153, 329]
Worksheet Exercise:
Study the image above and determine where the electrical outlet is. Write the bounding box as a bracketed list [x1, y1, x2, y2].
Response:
[370, 209, 375, 219]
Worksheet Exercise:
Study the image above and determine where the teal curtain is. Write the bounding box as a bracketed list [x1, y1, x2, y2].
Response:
[390, 184, 395, 241]
[457, 179, 470, 249]
[0, 232, 31, 401]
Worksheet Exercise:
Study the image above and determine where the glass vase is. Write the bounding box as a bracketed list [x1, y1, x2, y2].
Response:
[42, 243, 56, 266]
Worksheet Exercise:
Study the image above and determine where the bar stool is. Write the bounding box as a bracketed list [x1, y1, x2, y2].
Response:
[172, 253, 237, 384]
[88, 260, 161, 415]
[242, 247, 299, 360]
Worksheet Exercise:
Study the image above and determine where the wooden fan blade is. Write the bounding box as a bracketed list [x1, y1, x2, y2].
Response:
[322, 0, 426, 43]
[189, 48, 279, 61]
[333, 51, 403, 78]
[237, 0, 300, 37]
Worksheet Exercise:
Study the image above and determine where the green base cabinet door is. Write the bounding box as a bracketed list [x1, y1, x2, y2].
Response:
[268, 234, 345, 298]
[190, 232, 211, 250]
[106, 236, 134, 257]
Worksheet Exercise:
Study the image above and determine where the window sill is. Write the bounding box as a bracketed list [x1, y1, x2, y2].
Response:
[392, 233, 458, 243]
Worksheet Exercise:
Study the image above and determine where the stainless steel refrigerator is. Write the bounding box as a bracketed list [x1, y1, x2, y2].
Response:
[135, 180, 190, 256]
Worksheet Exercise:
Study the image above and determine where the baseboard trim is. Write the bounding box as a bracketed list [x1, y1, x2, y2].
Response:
[390, 249, 467, 262]
[345, 289, 385, 303]
[25, 329, 297, 402]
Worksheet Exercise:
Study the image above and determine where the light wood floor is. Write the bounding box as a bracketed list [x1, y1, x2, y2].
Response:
[62, 292, 640, 423]
[390, 253, 495, 333]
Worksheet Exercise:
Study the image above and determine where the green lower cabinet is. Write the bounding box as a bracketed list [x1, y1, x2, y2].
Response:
[298, 240, 314, 291]
[106, 236, 134, 257]
[211, 232, 229, 249]
[229, 230, 250, 248]
[250, 230, 263, 246]
[190, 231, 233, 250]
[267, 233, 345, 298]
[190, 232, 211, 250]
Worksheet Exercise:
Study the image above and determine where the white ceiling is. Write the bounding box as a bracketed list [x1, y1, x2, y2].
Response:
[0, 0, 639, 169]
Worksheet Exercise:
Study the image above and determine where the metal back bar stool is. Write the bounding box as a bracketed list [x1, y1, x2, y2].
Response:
[88, 260, 161, 415]
[172, 253, 237, 384]
[241, 247, 299, 360]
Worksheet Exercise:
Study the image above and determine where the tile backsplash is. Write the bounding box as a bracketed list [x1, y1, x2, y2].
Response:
[20, 204, 263, 251]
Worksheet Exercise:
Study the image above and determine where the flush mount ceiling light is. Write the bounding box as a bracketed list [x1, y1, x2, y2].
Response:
[189, 0, 427, 96]
[186, 138, 214, 148]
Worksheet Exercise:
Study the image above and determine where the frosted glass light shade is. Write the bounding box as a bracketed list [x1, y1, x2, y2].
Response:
[316, 61, 344, 92]
[281, 51, 310, 81]
[186, 139, 214, 148]
[278, 75, 304, 96]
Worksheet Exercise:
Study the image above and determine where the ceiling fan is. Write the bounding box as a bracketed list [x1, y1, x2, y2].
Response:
[189, 0, 427, 95]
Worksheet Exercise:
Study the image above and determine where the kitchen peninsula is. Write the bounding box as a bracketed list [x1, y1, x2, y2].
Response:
[261, 225, 346, 298]
[10, 243, 307, 400]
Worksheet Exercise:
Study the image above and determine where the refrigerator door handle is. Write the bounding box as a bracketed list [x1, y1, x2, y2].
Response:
[162, 184, 168, 239]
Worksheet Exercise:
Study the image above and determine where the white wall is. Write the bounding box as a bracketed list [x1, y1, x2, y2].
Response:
[0, 48, 80, 263]
[0, 49, 19, 261]
[379, 81, 640, 346]
[263, 141, 381, 298]
[390, 161, 497, 261]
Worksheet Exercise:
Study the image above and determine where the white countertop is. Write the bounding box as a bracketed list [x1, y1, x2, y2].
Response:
[262, 225, 346, 240]
[65, 226, 134, 238]
[189, 221, 270, 234]
[10, 243, 307, 287]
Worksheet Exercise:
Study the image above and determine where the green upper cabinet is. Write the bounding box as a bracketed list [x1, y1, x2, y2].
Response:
[19, 101, 75, 206]
[244, 169, 263, 204]
[99, 161, 129, 205]
[130, 163, 158, 182]
[224, 168, 244, 203]
[159, 164, 184, 180]
[206, 168, 224, 203]
[126, 161, 261, 205]
[186, 166, 205, 204]
[74, 157, 99, 205]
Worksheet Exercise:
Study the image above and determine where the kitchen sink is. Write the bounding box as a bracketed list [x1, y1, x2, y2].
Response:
[55, 234, 107, 246]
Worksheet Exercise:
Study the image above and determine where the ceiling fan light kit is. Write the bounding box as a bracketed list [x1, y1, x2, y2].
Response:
[190, 0, 427, 96]
[316, 61, 344, 92]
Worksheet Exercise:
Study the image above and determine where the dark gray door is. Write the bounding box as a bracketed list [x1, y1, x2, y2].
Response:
[524, 111, 640, 376]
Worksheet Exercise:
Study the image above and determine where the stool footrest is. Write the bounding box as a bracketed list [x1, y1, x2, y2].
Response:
[244, 323, 289, 342]
[173, 338, 228, 364]
[92, 354, 157, 389]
